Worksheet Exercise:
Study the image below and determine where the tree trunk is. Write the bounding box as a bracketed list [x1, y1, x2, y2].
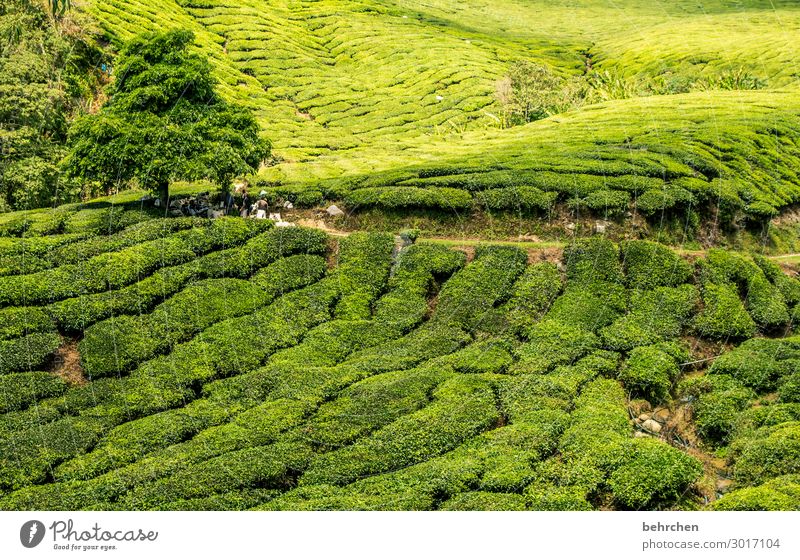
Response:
[157, 182, 169, 207]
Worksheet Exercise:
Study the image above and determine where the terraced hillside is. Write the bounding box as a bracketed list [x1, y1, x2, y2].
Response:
[2, 205, 800, 510]
[77, 0, 800, 225]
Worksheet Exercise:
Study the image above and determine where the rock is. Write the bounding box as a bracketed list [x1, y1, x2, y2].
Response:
[637, 413, 651, 423]
[642, 418, 662, 433]
[326, 205, 345, 217]
[283, 200, 294, 209]
[593, 221, 607, 234]
[630, 399, 652, 417]
[652, 408, 670, 424]
[566, 223, 575, 231]
[275, 221, 295, 228]
[634, 431, 649, 438]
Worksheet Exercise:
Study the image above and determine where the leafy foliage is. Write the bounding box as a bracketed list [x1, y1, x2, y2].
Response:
[64, 29, 270, 199]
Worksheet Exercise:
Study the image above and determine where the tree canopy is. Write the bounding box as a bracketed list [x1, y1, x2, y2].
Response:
[64, 28, 270, 201]
[0, 0, 104, 211]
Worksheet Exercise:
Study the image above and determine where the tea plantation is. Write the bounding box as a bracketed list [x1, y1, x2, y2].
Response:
[74, 0, 800, 225]
[1, 202, 799, 511]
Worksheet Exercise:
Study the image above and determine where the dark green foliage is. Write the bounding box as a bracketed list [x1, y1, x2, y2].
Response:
[0, 0, 106, 209]
[712, 475, 800, 511]
[344, 187, 473, 210]
[433, 245, 527, 331]
[609, 438, 702, 509]
[0, 371, 66, 413]
[570, 189, 630, 216]
[373, 243, 465, 331]
[0, 307, 54, 340]
[331, 233, 395, 320]
[601, 285, 698, 351]
[680, 374, 755, 445]
[620, 240, 693, 290]
[476, 186, 557, 212]
[699, 250, 790, 331]
[64, 29, 270, 199]
[435, 338, 514, 374]
[79, 277, 268, 377]
[299, 376, 500, 486]
[0, 219, 266, 306]
[440, 492, 526, 511]
[754, 256, 800, 306]
[47, 226, 326, 331]
[501, 262, 563, 334]
[0, 332, 61, 375]
[732, 422, 800, 486]
[693, 283, 757, 340]
[709, 338, 800, 393]
[524, 485, 592, 511]
[562, 237, 624, 285]
[513, 319, 600, 375]
[619, 343, 686, 403]
[636, 185, 694, 215]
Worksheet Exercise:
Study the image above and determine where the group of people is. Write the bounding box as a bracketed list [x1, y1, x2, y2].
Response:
[235, 189, 271, 219]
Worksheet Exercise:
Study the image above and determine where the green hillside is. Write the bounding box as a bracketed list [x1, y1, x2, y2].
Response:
[2, 0, 800, 513]
[74, 0, 800, 226]
[2, 210, 800, 510]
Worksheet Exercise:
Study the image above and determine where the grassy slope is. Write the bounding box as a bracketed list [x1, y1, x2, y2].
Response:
[80, 0, 800, 188]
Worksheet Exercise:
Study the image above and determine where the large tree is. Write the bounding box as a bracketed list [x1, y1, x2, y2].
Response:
[64, 29, 270, 202]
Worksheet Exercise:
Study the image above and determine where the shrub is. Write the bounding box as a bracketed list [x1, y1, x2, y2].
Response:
[299, 376, 500, 486]
[440, 491, 527, 511]
[620, 240, 693, 290]
[344, 187, 473, 210]
[693, 283, 757, 340]
[47, 227, 328, 331]
[708, 338, 800, 393]
[0, 371, 67, 414]
[732, 422, 800, 486]
[562, 237, 624, 285]
[754, 255, 800, 306]
[545, 282, 627, 332]
[636, 186, 694, 215]
[524, 484, 593, 511]
[512, 320, 600, 375]
[609, 438, 702, 509]
[0, 332, 61, 375]
[477, 186, 557, 212]
[571, 189, 630, 215]
[601, 285, 698, 351]
[0, 307, 55, 340]
[0, 220, 267, 306]
[619, 343, 686, 403]
[681, 374, 755, 445]
[373, 243, 465, 332]
[501, 263, 563, 334]
[433, 245, 527, 331]
[712, 475, 800, 511]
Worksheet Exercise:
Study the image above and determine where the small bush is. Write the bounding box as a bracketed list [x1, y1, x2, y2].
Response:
[344, 187, 473, 210]
[0, 307, 55, 340]
[562, 237, 624, 285]
[693, 283, 757, 340]
[0, 332, 61, 375]
[712, 475, 800, 511]
[477, 186, 557, 212]
[732, 422, 800, 486]
[620, 240, 693, 290]
[609, 438, 702, 509]
[619, 343, 686, 403]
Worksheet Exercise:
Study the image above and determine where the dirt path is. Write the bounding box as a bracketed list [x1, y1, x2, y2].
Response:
[291, 215, 800, 267]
